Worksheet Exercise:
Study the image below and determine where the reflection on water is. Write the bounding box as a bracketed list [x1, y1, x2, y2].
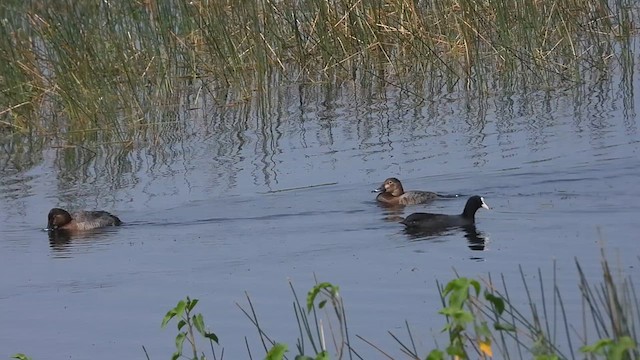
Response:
[48, 229, 74, 245]
[1, 74, 636, 208]
[0, 70, 639, 359]
[46, 228, 121, 259]
[404, 224, 488, 251]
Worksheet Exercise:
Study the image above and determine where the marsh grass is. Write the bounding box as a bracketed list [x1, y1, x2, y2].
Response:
[0, 0, 637, 135]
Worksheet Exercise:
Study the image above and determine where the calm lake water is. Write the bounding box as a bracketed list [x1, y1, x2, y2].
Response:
[1, 74, 639, 359]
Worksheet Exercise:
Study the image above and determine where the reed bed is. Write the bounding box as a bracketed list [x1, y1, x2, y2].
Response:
[0, 0, 637, 133]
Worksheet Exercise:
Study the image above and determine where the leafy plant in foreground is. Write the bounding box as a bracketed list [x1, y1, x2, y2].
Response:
[423, 277, 513, 360]
[161, 296, 221, 360]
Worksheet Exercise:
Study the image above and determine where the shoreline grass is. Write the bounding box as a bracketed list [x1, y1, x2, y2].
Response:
[0, 0, 638, 134]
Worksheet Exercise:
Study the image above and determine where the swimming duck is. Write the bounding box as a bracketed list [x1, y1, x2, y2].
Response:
[373, 177, 439, 205]
[47, 208, 122, 231]
[401, 195, 489, 228]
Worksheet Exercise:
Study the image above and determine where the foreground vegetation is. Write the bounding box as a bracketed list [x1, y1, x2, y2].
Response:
[0, 0, 638, 133]
[236, 251, 639, 359]
[11, 249, 638, 359]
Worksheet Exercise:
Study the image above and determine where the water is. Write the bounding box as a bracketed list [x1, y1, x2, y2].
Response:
[1, 78, 639, 359]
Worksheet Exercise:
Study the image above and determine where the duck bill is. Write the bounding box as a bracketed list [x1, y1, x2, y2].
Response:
[372, 184, 385, 193]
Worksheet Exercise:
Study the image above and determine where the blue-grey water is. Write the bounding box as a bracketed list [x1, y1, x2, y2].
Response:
[1, 76, 639, 359]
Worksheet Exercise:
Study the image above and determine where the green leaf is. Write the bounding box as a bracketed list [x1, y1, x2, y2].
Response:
[494, 322, 516, 332]
[443, 278, 473, 309]
[171, 351, 180, 360]
[580, 338, 613, 354]
[580, 336, 636, 359]
[318, 299, 327, 309]
[177, 319, 186, 331]
[205, 331, 219, 344]
[470, 279, 481, 296]
[618, 336, 636, 348]
[193, 313, 205, 335]
[315, 350, 329, 360]
[442, 279, 459, 295]
[484, 292, 505, 315]
[426, 349, 444, 360]
[306, 282, 338, 312]
[452, 313, 474, 326]
[11, 354, 32, 360]
[266, 343, 288, 360]
[175, 300, 187, 317]
[439, 308, 473, 324]
[161, 309, 178, 328]
[188, 298, 199, 312]
[330, 285, 340, 297]
[294, 356, 314, 360]
[446, 342, 466, 357]
[611, 336, 636, 359]
[175, 332, 186, 354]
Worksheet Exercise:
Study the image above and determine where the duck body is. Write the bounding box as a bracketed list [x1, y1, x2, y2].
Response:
[47, 208, 122, 231]
[373, 177, 439, 206]
[401, 195, 489, 228]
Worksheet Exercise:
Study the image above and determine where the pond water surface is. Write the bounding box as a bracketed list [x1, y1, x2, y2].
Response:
[1, 76, 639, 359]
